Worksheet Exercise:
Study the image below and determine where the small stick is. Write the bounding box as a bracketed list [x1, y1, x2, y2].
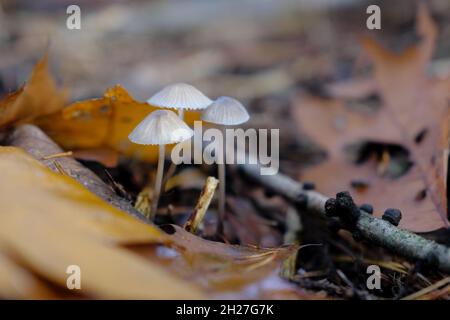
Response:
[53, 160, 69, 176]
[42, 151, 73, 160]
[184, 176, 219, 234]
[402, 276, 450, 300]
[420, 283, 450, 299]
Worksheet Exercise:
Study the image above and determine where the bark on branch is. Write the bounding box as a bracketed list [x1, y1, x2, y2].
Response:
[239, 163, 450, 274]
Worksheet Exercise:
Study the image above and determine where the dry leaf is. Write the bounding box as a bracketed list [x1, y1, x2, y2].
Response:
[0, 147, 205, 299]
[0, 248, 57, 299]
[293, 5, 450, 232]
[131, 225, 321, 299]
[0, 55, 66, 128]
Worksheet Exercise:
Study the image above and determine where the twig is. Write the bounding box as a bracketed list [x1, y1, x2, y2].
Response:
[239, 163, 450, 274]
[53, 160, 69, 176]
[184, 176, 219, 234]
[402, 276, 450, 300]
[420, 283, 450, 299]
[42, 151, 73, 160]
[336, 269, 376, 300]
[6, 124, 150, 224]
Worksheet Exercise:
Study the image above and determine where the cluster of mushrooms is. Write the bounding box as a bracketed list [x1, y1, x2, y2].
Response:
[128, 83, 249, 229]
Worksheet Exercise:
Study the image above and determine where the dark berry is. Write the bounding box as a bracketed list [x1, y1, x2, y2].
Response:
[382, 208, 402, 226]
[336, 191, 360, 225]
[360, 203, 373, 214]
[324, 198, 337, 217]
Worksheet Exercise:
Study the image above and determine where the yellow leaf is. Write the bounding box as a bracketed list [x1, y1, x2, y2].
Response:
[0, 55, 67, 128]
[0, 249, 57, 299]
[0, 147, 203, 298]
[0, 147, 164, 244]
[149, 225, 313, 299]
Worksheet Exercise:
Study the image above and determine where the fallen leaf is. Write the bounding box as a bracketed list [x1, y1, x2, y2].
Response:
[0, 146, 166, 244]
[227, 197, 282, 247]
[0, 147, 205, 299]
[292, 5, 450, 232]
[0, 55, 67, 128]
[130, 225, 322, 299]
[0, 248, 57, 299]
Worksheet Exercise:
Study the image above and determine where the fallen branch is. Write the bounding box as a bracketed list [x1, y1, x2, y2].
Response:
[5, 124, 150, 224]
[239, 164, 450, 274]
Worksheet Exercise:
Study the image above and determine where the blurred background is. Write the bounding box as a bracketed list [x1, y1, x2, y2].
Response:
[1, 0, 449, 99]
[0, 0, 450, 300]
[1, 0, 450, 172]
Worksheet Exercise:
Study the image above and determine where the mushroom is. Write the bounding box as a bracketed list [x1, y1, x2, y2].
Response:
[147, 83, 212, 119]
[201, 96, 250, 232]
[129, 109, 194, 218]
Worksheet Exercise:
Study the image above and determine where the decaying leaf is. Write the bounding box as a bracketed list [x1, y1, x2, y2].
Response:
[130, 225, 323, 299]
[293, 5, 450, 232]
[0, 147, 206, 299]
[34, 85, 201, 163]
[227, 197, 282, 247]
[0, 55, 67, 128]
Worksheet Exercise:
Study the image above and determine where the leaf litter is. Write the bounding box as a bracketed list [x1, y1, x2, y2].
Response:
[0, 3, 449, 300]
[293, 5, 450, 232]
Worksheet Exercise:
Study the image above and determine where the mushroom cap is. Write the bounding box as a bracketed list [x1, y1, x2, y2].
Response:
[128, 110, 193, 145]
[147, 83, 213, 110]
[201, 96, 250, 125]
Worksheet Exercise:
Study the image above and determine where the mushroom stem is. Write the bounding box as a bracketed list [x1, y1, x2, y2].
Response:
[151, 144, 165, 219]
[217, 126, 226, 234]
[163, 109, 184, 191]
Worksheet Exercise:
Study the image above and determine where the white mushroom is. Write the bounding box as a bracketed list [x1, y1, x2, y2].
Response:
[129, 110, 194, 218]
[147, 82, 212, 119]
[201, 96, 250, 232]
[202, 96, 249, 125]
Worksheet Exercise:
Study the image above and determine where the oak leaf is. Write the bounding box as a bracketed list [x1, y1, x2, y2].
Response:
[292, 5, 450, 232]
